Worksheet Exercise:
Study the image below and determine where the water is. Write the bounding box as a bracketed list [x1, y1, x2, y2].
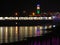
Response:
[0, 25, 54, 43]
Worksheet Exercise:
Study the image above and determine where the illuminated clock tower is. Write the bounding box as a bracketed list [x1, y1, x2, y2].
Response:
[36, 4, 41, 16]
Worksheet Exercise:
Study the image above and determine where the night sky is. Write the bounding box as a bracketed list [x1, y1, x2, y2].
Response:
[0, 0, 60, 16]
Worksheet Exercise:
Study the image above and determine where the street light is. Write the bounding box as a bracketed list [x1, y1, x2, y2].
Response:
[15, 12, 18, 16]
[32, 12, 35, 16]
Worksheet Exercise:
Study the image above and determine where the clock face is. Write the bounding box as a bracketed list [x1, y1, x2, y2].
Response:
[37, 7, 40, 9]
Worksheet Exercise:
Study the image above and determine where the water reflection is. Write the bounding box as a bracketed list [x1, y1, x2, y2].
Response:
[0, 27, 3, 43]
[9, 27, 13, 42]
[0, 25, 55, 43]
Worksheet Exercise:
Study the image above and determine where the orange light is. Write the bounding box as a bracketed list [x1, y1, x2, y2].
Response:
[15, 12, 18, 15]
[32, 12, 35, 16]
[14, 12, 19, 16]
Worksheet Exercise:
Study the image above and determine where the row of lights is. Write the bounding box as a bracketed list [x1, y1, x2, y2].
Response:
[0, 17, 52, 20]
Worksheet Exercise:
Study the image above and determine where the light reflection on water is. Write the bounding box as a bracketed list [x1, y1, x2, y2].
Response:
[0, 25, 55, 43]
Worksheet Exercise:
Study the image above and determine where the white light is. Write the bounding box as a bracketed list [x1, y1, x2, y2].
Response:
[16, 22, 17, 24]
[52, 16, 56, 19]
[44, 17, 48, 20]
[45, 26, 47, 29]
[48, 17, 52, 20]
[37, 7, 40, 9]
[40, 26, 43, 29]
[5, 17, 8, 19]
[15, 12, 18, 15]
[16, 17, 18, 20]
[0, 17, 53, 20]
[25, 17, 28, 20]
[42, 17, 46, 20]
[53, 25, 56, 27]
[39, 17, 41, 19]
[29, 17, 33, 20]
[34, 17, 37, 20]
[0, 17, 4, 20]
[49, 25, 52, 28]
[40, 17, 43, 20]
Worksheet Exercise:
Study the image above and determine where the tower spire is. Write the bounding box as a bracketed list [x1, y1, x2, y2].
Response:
[36, 2, 41, 16]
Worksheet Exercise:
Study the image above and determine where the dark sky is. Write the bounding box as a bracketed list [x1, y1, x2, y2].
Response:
[0, 0, 60, 16]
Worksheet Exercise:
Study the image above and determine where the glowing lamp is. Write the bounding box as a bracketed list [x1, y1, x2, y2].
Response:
[32, 12, 35, 16]
[37, 7, 40, 9]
